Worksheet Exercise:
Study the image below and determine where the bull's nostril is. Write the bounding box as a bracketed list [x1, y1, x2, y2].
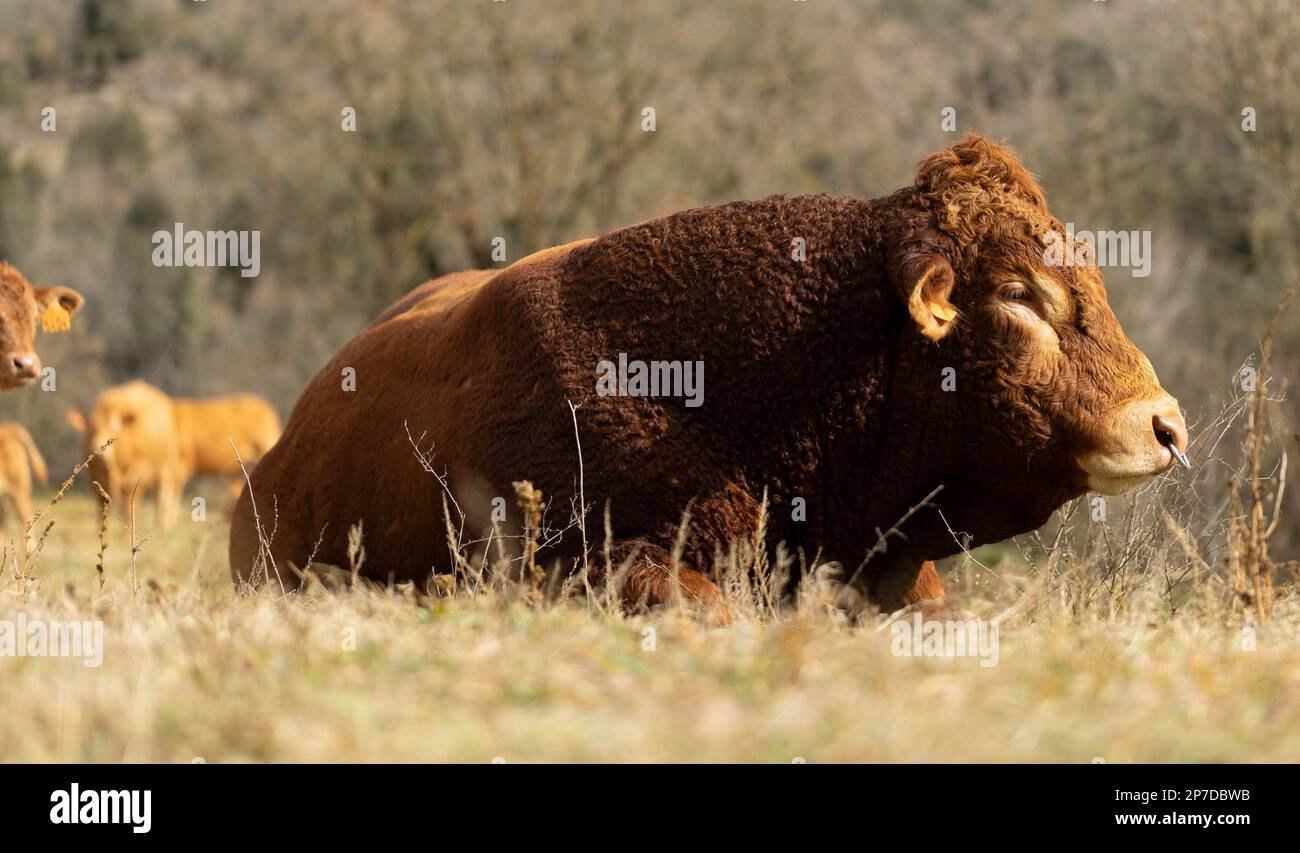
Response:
[1153, 414, 1191, 470]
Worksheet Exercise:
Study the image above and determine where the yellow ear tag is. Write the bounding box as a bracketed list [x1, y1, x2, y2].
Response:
[928, 301, 957, 322]
[41, 302, 72, 333]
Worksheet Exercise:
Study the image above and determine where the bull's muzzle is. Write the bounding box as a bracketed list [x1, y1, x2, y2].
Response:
[1075, 394, 1190, 495]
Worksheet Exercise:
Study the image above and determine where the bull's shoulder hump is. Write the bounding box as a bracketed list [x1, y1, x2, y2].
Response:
[386, 237, 597, 326]
[498, 237, 596, 275]
[370, 269, 495, 328]
[405, 271, 497, 316]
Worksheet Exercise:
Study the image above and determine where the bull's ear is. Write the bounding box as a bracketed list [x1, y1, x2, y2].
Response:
[65, 409, 86, 433]
[35, 285, 85, 333]
[895, 254, 958, 341]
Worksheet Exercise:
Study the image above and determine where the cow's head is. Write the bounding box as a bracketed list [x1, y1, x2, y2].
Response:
[66, 400, 142, 463]
[0, 263, 85, 389]
[891, 135, 1186, 504]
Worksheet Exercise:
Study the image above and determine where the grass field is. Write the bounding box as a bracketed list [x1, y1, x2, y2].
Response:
[2, 484, 1297, 764]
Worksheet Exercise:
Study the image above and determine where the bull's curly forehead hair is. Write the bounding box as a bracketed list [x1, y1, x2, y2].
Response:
[914, 134, 1061, 247]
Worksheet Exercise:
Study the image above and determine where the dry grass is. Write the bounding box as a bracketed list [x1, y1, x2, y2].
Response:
[0, 470, 1296, 763]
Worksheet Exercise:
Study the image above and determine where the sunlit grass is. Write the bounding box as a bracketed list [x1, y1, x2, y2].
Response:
[1, 490, 1296, 763]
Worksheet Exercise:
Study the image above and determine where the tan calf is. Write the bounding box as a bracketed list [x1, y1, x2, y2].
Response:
[0, 422, 48, 551]
[173, 394, 282, 501]
[67, 381, 184, 530]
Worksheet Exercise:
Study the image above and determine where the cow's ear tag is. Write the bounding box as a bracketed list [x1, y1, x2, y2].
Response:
[41, 302, 72, 333]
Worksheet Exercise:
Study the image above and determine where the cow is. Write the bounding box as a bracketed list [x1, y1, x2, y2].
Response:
[0, 422, 48, 551]
[67, 381, 184, 529]
[171, 393, 283, 501]
[229, 135, 1188, 620]
[0, 262, 85, 389]
[67, 381, 281, 529]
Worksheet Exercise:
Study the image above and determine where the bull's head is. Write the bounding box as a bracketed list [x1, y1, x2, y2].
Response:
[0, 262, 85, 389]
[890, 135, 1187, 503]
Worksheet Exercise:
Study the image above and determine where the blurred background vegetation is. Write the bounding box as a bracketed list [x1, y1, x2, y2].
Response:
[0, 0, 1295, 539]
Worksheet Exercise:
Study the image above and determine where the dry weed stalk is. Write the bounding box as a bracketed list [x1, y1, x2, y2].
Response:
[1227, 283, 1299, 620]
[514, 480, 544, 599]
[347, 520, 366, 586]
[17, 438, 115, 582]
[567, 400, 591, 583]
[126, 480, 152, 597]
[93, 481, 111, 590]
[230, 438, 284, 595]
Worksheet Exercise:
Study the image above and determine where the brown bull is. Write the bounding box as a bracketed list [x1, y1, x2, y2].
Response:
[69, 381, 281, 529]
[0, 263, 85, 389]
[230, 135, 1187, 617]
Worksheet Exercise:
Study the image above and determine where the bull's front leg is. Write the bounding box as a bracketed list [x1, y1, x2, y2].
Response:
[866, 558, 946, 612]
[599, 539, 734, 625]
[586, 485, 765, 625]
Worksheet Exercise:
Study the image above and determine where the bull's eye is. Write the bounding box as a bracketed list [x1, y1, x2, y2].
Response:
[999, 282, 1035, 302]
